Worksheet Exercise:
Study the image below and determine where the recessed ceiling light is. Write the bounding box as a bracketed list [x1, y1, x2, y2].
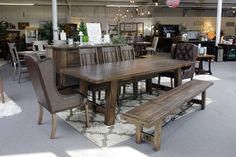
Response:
[0, 3, 34, 6]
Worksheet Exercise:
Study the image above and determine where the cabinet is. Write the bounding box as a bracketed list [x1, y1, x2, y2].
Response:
[119, 23, 144, 36]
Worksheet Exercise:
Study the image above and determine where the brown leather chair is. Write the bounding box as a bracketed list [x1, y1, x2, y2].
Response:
[158, 43, 198, 88]
[25, 54, 90, 139]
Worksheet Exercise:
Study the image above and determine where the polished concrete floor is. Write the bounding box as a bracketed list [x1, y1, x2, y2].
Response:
[0, 61, 236, 157]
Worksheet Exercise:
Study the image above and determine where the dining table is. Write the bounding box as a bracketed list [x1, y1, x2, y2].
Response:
[18, 50, 46, 58]
[61, 57, 193, 125]
[132, 41, 151, 56]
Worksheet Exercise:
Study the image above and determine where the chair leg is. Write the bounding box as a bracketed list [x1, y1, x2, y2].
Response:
[13, 63, 16, 81]
[50, 114, 57, 139]
[69, 108, 73, 116]
[18, 68, 21, 84]
[170, 78, 174, 88]
[122, 85, 126, 94]
[38, 105, 43, 125]
[92, 90, 96, 103]
[85, 103, 90, 127]
[98, 91, 101, 100]
[0, 78, 4, 103]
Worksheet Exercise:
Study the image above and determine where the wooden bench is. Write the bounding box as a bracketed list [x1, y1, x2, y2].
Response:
[121, 79, 213, 151]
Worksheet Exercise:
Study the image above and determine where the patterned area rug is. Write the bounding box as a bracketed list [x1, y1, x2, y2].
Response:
[58, 76, 217, 148]
[0, 93, 22, 118]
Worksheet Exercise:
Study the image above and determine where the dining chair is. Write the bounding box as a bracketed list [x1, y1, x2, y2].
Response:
[8, 43, 28, 83]
[102, 46, 120, 63]
[146, 37, 159, 55]
[33, 40, 48, 51]
[119, 45, 138, 99]
[79, 47, 107, 103]
[158, 43, 198, 88]
[0, 77, 5, 103]
[25, 54, 90, 139]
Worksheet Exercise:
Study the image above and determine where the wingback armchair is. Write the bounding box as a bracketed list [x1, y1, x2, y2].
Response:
[158, 43, 198, 88]
[25, 54, 90, 139]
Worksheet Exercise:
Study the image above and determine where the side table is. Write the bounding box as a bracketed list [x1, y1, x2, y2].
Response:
[195, 54, 215, 75]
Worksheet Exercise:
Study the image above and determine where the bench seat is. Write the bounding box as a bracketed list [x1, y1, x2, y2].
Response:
[121, 79, 213, 151]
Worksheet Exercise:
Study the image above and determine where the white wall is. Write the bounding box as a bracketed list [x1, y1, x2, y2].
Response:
[0, 5, 235, 36]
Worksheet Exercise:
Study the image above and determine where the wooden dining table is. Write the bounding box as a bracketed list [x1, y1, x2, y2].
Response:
[61, 57, 193, 125]
[18, 50, 46, 58]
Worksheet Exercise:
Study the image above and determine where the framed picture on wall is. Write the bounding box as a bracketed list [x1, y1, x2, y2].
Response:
[18, 22, 29, 30]
[109, 25, 118, 35]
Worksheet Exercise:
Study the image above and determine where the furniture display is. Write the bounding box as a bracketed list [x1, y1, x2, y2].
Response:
[146, 37, 159, 54]
[121, 80, 213, 151]
[24, 54, 90, 139]
[62, 57, 193, 125]
[195, 54, 215, 75]
[8, 43, 28, 83]
[0, 77, 4, 103]
[158, 43, 198, 88]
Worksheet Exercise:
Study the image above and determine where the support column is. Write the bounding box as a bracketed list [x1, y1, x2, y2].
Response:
[52, 0, 59, 41]
[215, 0, 222, 46]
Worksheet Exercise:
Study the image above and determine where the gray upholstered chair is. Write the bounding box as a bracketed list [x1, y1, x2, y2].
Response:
[158, 43, 198, 88]
[25, 54, 90, 139]
[8, 43, 28, 83]
[146, 37, 159, 55]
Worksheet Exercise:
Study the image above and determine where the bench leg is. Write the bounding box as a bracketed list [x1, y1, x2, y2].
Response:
[136, 124, 143, 144]
[201, 91, 206, 110]
[153, 121, 162, 151]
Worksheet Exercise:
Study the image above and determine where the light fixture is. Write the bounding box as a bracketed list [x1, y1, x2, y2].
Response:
[106, 4, 139, 8]
[136, 8, 139, 11]
[155, 2, 158, 6]
[147, 11, 150, 15]
[0, 3, 34, 6]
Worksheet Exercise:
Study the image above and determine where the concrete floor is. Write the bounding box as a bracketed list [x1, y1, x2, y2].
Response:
[0, 61, 236, 157]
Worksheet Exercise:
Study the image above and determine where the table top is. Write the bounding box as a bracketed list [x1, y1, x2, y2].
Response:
[62, 57, 193, 84]
[134, 41, 151, 45]
[18, 51, 46, 57]
[197, 54, 215, 59]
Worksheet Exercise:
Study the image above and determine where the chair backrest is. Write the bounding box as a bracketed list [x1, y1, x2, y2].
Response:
[171, 43, 198, 79]
[79, 47, 99, 66]
[120, 45, 135, 61]
[8, 43, 20, 63]
[152, 37, 159, 49]
[25, 54, 62, 113]
[33, 40, 48, 51]
[102, 46, 119, 63]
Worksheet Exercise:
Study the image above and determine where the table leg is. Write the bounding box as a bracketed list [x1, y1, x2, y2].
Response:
[174, 68, 182, 87]
[208, 59, 212, 75]
[105, 80, 118, 125]
[80, 80, 88, 95]
[146, 78, 152, 94]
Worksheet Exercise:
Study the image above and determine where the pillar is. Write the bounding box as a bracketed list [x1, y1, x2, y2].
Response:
[215, 0, 222, 46]
[52, 0, 59, 41]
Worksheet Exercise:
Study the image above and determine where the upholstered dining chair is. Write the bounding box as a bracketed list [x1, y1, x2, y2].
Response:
[0, 76, 4, 103]
[158, 43, 198, 88]
[8, 43, 28, 83]
[146, 36, 159, 55]
[25, 54, 90, 139]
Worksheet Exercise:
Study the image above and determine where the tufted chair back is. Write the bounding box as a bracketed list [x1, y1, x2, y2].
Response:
[171, 43, 198, 79]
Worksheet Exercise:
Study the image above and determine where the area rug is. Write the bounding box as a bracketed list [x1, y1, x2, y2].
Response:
[0, 93, 22, 118]
[57, 77, 215, 148]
